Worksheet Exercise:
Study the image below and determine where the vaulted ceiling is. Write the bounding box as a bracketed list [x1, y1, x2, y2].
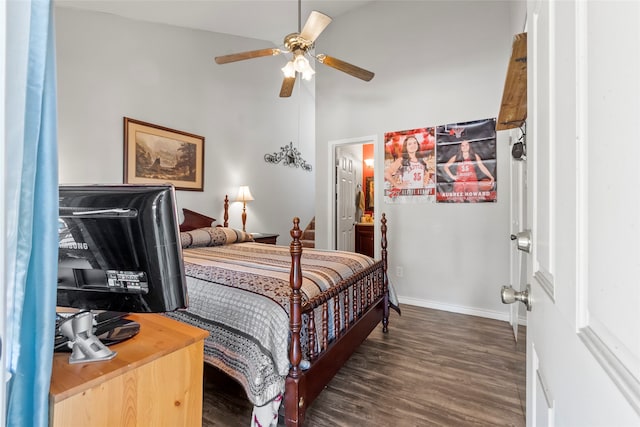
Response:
[55, 0, 374, 44]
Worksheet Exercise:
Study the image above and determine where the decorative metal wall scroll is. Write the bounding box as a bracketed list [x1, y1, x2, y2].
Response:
[264, 142, 312, 171]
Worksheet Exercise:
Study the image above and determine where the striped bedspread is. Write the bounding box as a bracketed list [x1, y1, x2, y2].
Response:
[166, 242, 380, 407]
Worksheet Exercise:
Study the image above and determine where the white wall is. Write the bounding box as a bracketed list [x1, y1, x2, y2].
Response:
[55, 7, 315, 242]
[315, 1, 517, 319]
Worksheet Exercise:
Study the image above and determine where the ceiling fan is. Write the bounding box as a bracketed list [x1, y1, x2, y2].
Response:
[214, 0, 375, 97]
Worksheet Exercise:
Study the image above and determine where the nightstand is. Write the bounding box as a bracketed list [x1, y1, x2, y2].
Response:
[251, 233, 279, 244]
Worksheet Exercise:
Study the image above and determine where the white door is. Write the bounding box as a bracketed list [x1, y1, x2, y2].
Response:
[335, 147, 357, 252]
[525, 1, 640, 425]
[508, 135, 527, 340]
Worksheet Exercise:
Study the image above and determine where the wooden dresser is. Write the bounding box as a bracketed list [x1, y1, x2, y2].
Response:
[50, 313, 208, 427]
[355, 223, 374, 257]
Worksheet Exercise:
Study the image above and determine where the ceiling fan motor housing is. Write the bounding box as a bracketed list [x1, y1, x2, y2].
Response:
[284, 33, 313, 53]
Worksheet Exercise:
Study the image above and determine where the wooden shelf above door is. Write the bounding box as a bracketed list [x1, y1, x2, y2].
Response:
[497, 33, 527, 131]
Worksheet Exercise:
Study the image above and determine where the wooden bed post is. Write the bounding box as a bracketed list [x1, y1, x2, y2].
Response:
[381, 213, 390, 333]
[223, 195, 229, 227]
[286, 217, 304, 426]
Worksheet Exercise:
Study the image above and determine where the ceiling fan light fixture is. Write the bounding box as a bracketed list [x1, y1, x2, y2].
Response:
[282, 52, 315, 81]
[215, 3, 374, 97]
[293, 54, 312, 73]
[301, 68, 315, 81]
[282, 61, 296, 78]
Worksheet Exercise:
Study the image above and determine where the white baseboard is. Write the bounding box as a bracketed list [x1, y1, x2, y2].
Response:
[397, 296, 527, 326]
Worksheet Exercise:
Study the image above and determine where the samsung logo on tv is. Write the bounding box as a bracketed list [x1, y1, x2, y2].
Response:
[59, 242, 89, 250]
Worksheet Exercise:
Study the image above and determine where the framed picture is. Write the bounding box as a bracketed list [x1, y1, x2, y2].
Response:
[365, 176, 374, 211]
[124, 117, 205, 191]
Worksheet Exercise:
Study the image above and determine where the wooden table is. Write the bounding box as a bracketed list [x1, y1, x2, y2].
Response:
[50, 313, 208, 427]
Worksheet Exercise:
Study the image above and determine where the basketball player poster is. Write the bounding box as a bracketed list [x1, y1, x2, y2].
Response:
[383, 127, 436, 204]
[435, 118, 497, 203]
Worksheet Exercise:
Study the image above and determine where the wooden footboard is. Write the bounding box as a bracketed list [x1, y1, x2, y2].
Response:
[284, 214, 390, 426]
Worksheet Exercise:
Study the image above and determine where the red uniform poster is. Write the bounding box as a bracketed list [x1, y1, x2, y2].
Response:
[383, 127, 436, 204]
[435, 118, 497, 203]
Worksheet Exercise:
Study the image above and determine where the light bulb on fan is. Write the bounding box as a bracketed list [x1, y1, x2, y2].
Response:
[281, 61, 296, 78]
[297, 53, 315, 75]
[301, 68, 315, 81]
[293, 54, 309, 72]
[282, 53, 315, 81]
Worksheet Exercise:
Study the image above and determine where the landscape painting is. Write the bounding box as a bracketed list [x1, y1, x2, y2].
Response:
[124, 117, 204, 191]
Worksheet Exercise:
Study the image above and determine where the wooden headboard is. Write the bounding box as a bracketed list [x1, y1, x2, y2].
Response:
[180, 208, 215, 232]
[179, 195, 229, 232]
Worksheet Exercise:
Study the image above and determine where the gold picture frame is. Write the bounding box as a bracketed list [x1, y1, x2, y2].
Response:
[124, 117, 204, 191]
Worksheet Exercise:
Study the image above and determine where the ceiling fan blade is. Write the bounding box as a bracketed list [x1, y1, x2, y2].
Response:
[280, 76, 296, 98]
[315, 54, 375, 81]
[215, 48, 280, 64]
[300, 11, 332, 43]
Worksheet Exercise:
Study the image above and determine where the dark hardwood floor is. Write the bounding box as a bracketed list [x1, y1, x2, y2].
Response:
[202, 304, 526, 426]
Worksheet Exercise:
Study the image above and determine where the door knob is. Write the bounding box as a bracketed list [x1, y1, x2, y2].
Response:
[510, 230, 532, 253]
[501, 284, 532, 311]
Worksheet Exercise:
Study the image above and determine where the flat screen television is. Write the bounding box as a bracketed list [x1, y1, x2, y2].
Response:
[56, 184, 188, 362]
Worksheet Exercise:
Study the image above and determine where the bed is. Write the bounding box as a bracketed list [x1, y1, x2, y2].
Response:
[168, 199, 397, 426]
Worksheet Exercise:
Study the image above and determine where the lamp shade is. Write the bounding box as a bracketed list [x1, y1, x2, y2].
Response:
[281, 61, 296, 78]
[282, 54, 315, 81]
[235, 186, 254, 202]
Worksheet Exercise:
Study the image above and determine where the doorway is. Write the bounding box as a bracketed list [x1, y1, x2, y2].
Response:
[328, 135, 378, 252]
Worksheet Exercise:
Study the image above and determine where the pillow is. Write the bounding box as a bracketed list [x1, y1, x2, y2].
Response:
[180, 227, 254, 249]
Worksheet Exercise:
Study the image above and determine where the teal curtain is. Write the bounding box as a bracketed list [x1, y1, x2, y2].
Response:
[6, 0, 59, 425]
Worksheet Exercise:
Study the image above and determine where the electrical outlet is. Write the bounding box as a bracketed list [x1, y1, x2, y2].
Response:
[396, 266, 403, 277]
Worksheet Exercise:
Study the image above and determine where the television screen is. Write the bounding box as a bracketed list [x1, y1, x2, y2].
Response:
[57, 184, 188, 313]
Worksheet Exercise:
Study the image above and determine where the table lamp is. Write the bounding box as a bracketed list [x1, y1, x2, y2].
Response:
[235, 186, 254, 231]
